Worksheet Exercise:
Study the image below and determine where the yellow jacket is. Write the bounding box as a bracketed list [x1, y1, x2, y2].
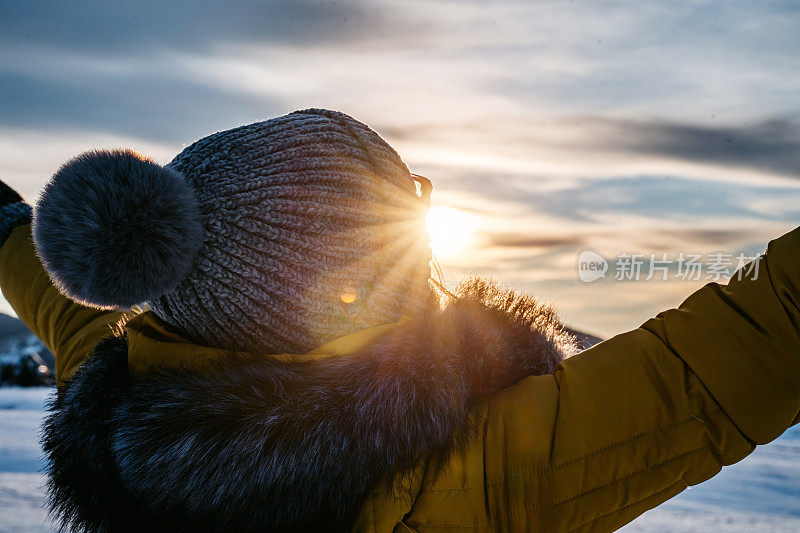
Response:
[2, 223, 799, 532]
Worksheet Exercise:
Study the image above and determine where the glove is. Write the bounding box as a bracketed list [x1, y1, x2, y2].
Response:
[0, 180, 25, 205]
[0, 179, 32, 248]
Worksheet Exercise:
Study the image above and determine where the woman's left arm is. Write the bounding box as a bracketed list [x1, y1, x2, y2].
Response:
[0, 180, 123, 386]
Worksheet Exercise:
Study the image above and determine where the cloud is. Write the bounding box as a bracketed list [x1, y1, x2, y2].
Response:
[478, 233, 585, 249]
[641, 228, 764, 249]
[1, 0, 799, 336]
[2, 0, 799, 181]
[0, 126, 177, 199]
[388, 115, 800, 186]
[584, 117, 800, 180]
[0, 69, 283, 144]
[533, 175, 800, 223]
[424, 166, 800, 230]
[0, 0, 409, 52]
[477, 227, 766, 254]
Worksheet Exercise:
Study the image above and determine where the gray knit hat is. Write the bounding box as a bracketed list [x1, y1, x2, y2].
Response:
[32, 109, 432, 354]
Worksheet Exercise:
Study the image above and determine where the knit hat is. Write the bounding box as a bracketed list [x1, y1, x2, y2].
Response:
[32, 109, 432, 354]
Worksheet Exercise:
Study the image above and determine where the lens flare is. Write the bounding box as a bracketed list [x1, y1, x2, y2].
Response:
[340, 288, 357, 304]
[426, 207, 476, 259]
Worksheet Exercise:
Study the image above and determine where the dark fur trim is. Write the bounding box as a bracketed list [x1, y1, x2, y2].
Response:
[42, 279, 576, 532]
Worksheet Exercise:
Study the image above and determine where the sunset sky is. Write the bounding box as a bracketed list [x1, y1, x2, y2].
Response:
[1, 0, 799, 337]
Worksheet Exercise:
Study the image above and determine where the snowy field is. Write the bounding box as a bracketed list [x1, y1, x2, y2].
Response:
[1, 387, 798, 532]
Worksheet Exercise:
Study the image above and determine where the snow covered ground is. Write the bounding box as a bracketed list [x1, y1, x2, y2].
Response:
[0, 387, 52, 533]
[1, 387, 798, 532]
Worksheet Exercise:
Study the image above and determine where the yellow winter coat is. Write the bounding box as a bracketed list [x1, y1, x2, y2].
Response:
[1, 223, 799, 532]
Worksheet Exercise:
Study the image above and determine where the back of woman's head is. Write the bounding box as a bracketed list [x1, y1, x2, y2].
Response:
[33, 109, 432, 354]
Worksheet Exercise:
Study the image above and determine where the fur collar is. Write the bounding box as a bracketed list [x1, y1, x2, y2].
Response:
[42, 279, 576, 532]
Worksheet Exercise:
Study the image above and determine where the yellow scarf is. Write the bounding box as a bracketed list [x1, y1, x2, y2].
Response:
[125, 311, 402, 374]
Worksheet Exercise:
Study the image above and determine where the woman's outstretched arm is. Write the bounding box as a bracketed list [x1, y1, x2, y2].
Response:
[402, 226, 800, 531]
[0, 180, 123, 386]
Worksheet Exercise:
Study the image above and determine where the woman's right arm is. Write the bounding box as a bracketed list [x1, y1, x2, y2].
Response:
[403, 225, 800, 532]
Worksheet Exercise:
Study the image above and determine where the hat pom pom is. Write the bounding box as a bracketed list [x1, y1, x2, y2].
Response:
[32, 149, 204, 309]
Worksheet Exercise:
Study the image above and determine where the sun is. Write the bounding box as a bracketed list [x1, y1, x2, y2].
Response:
[426, 206, 476, 259]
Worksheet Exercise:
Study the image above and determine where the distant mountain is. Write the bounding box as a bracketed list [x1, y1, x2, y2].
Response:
[564, 327, 604, 351]
[0, 313, 30, 337]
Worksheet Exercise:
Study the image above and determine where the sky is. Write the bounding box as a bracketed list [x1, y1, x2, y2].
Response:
[1, 0, 799, 337]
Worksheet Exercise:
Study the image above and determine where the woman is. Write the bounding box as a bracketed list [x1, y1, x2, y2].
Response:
[0, 108, 797, 532]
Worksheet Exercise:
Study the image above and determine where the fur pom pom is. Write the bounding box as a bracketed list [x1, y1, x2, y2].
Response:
[33, 149, 204, 309]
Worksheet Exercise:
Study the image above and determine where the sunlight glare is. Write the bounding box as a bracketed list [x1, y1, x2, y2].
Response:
[426, 207, 476, 259]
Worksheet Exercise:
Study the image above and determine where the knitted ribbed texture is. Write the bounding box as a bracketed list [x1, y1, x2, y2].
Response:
[148, 109, 431, 354]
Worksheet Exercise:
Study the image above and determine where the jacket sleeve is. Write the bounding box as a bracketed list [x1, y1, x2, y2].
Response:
[0, 224, 123, 386]
[404, 226, 800, 532]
